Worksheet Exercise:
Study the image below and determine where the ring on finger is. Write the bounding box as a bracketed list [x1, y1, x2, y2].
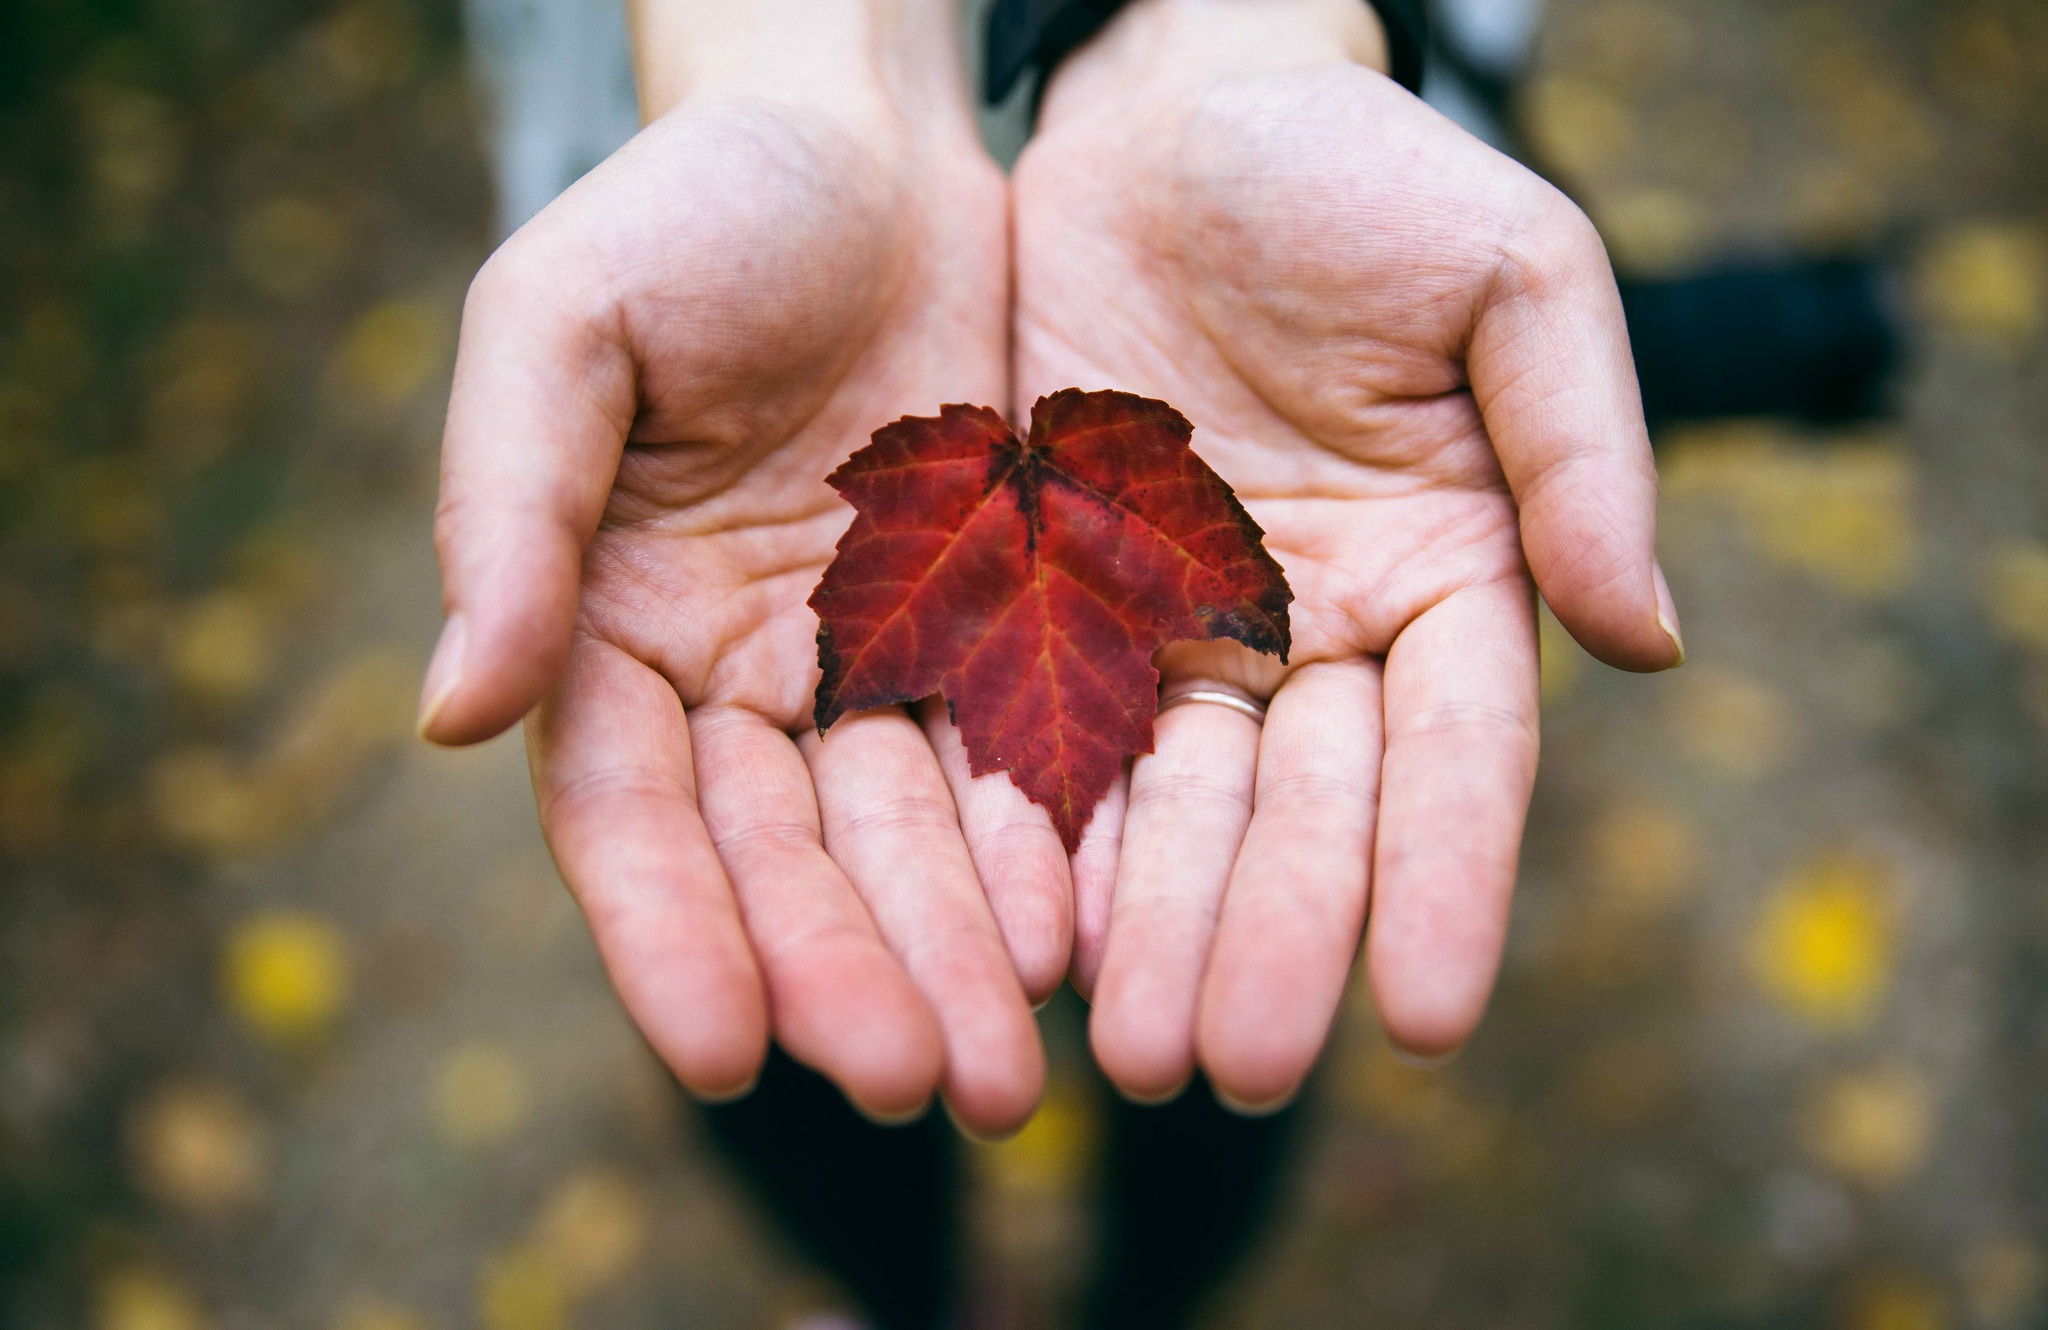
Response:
[1157, 682, 1268, 724]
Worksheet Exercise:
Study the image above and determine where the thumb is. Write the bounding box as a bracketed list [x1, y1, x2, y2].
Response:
[1467, 187, 1683, 674]
[418, 243, 636, 745]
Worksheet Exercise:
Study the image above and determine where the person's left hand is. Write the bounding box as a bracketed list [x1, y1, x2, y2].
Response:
[1010, 0, 1684, 1109]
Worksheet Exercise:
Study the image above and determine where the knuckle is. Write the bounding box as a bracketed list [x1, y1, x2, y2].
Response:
[541, 764, 691, 825]
[462, 240, 529, 322]
[463, 221, 606, 338]
[1394, 700, 1536, 747]
[1497, 183, 1611, 302]
[1257, 768, 1374, 814]
[752, 918, 872, 973]
[897, 916, 996, 973]
[974, 820, 1069, 882]
[831, 795, 960, 843]
[1129, 767, 1250, 813]
[710, 819, 818, 865]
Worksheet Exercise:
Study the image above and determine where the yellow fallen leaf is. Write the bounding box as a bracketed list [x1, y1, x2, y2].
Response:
[1754, 852, 1893, 1028]
[534, 1167, 649, 1294]
[1599, 187, 1712, 277]
[128, 1078, 266, 1215]
[149, 646, 421, 859]
[166, 591, 276, 705]
[1538, 603, 1584, 704]
[150, 746, 273, 857]
[333, 295, 451, 409]
[1660, 427, 1915, 598]
[0, 687, 97, 857]
[1345, 1044, 1509, 1181]
[1566, 1034, 1679, 1127]
[978, 1078, 1098, 1198]
[1804, 1064, 1934, 1187]
[96, 1268, 208, 1330]
[1847, 1271, 1948, 1330]
[1523, 75, 1636, 183]
[1590, 799, 1701, 914]
[433, 1042, 531, 1148]
[64, 456, 166, 556]
[333, 1302, 434, 1330]
[235, 197, 351, 299]
[1983, 542, 2048, 653]
[1564, 0, 1693, 90]
[143, 315, 262, 470]
[1959, 1233, 2042, 1326]
[1918, 221, 2046, 346]
[230, 523, 331, 615]
[1670, 666, 1800, 780]
[477, 1245, 567, 1330]
[1646, 95, 1751, 191]
[223, 910, 350, 1043]
[309, 0, 421, 102]
[73, 81, 185, 237]
[1790, 161, 1889, 249]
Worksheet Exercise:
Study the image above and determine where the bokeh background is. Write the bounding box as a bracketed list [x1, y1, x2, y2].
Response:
[3, 0, 2047, 1327]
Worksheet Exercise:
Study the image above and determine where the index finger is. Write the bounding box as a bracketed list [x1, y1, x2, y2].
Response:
[1365, 580, 1539, 1057]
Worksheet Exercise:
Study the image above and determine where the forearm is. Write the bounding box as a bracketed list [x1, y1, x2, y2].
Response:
[1040, 0, 1389, 127]
[629, 0, 977, 137]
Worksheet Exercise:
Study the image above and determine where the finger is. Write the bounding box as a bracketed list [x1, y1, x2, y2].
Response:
[690, 705, 945, 1120]
[1197, 660, 1383, 1111]
[1068, 766, 1127, 1002]
[1468, 186, 1683, 673]
[919, 698, 1074, 1005]
[1088, 698, 1259, 1101]
[805, 711, 1045, 1137]
[1366, 581, 1539, 1056]
[421, 231, 637, 746]
[527, 637, 767, 1099]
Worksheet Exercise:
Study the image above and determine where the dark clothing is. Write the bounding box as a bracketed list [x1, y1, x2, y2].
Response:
[702, 1047, 1307, 1330]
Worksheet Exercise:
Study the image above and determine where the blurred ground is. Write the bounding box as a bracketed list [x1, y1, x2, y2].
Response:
[2, 1, 2047, 1328]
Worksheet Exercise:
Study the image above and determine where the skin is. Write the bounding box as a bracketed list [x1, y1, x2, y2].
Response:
[419, 0, 1057, 1136]
[1009, 0, 1684, 1109]
[421, 0, 1682, 1131]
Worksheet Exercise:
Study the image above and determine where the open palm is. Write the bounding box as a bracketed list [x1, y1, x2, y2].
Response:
[424, 99, 1051, 1134]
[1015, 29, 1682, 1108]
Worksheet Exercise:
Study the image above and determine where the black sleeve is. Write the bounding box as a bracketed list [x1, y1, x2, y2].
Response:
[983, 0, 1428, 105]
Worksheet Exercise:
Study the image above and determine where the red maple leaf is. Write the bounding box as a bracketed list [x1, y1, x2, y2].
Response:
[809, 389, 1293, 850]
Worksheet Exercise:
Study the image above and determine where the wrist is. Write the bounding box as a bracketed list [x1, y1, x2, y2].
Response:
[1039, 0, 1388, 124]
[630, 0, 978, 139]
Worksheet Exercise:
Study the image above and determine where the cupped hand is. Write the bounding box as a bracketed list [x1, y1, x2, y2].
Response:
[1013, 0, 1683, 1108]
[421, 40, 1056, 1134]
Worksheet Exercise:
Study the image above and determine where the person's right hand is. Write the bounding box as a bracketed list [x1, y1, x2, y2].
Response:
[417, 0, 1052, 1136]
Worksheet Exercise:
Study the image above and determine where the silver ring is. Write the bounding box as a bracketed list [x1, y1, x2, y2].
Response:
[1157, 687, 1268, 724]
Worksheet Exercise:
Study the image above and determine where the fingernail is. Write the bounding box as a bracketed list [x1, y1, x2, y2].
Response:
[1115, 1075, 1191, 1107]
[687, 1073, 759, 1106]
[1389, 1043, 1461, 1069]
[1214, 1085, 1299, 1117]
[417, 612, 467, 740]
[945, 1101, 1026, 1145]
[1652, 564, 1685, 668]
[854, 1097, 932, 1128]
